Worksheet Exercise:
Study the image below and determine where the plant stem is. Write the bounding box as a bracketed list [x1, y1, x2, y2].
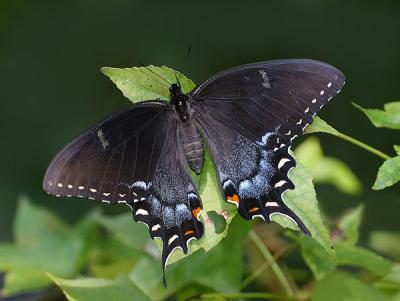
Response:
[198, 292, 294, 300]
[241, 244, 295, 289]
[248, 231, 294, 297]
[336, 133, 391, 160]
[241, 261, 271, 289]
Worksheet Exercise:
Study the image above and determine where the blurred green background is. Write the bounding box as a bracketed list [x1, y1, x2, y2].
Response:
[0, 0, 399, 242]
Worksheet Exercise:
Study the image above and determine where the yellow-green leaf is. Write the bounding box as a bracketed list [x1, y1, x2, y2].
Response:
[304, 116, 340, 136]
[101, 65, 195, 103]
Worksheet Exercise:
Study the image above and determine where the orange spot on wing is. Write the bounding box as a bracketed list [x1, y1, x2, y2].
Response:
[249, 207, 259, 213]
[227, 194, 240, 204]
[192, 207, 202, 219]
[185, 230, 194, 235]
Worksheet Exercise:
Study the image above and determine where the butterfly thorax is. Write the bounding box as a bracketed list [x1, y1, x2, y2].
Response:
[170, 84, 204, 174]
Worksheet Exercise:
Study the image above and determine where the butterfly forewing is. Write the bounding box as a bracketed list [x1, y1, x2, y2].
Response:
[43, 101, 166, 200]
[43, 100, 204, 271]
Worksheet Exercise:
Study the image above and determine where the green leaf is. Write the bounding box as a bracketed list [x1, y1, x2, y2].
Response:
[336, 243, 393, 277]
[88, 237, 142, 279]
[373, 156, 400, 190]
[353, 102, 400, 130]
[49, 274, 151, 301]
[336, 204, 364, 244]
[312, 271, 391, 301]
[0, 197, 89, 296]
[283, 156, 334, 257]
[287, 234, 393, 280]
[304, 116, 340, 136]
[394, 145, 400, 156]
[1, 268, 50, 296]
[295, 137, 362, 195]
[129, 217, 251, 300]
[286, 232, 336, 280]
[370, 231, 400, 260]
[101, 65, 196, 103]
[374, 264, 400, 292]
[93, 212, 149, 250]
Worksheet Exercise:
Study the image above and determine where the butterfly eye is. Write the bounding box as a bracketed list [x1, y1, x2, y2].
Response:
[169, 83, 179, 94]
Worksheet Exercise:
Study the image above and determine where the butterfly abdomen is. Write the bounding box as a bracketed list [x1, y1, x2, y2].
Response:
[179, 122, 204, 174]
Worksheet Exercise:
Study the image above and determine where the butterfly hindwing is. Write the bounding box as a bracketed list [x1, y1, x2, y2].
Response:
[43, 101, 204, 268]
[194, 114, 309, 233]
[191, 59, 345, 233]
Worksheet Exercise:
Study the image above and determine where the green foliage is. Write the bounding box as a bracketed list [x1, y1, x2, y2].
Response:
[2, 66, 400, 301]
[312, 272, 391, 301]
[307, 105, 400, 191]
[0, 197, 92, 296]
[335, 243, 393, 277]
[283, 158, 333, 256]
[288, 205, 393, 281]
[295, 137, 362, 195]
[353, 102, 400, 130]
[374, 265, 400, 293]
[129, 218, 251, 300]
[373, 156, 400, 190]
[336, 204, 364, 245]
[49, 275, 152, 301]
[286, 232, 336, 280]
[352, 101, 400, 190]
[370, 231, 400, 260]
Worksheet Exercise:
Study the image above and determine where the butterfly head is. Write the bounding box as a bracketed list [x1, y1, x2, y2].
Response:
[170, 83, 189, 120]
[169, 83, 181, 97]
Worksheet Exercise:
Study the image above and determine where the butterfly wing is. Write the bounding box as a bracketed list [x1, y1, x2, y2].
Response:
[190, 59, 345, 233]
[43, 101, 204, 267]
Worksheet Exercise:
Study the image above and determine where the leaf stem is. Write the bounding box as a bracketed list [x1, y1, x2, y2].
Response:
[248, 231, 294, 297]
[336, 132, 391, 160]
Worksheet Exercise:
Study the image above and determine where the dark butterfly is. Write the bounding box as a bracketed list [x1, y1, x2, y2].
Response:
[43, 59, 345, 284]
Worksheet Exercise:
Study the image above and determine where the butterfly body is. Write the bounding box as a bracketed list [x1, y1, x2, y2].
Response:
[43, 59, 345, 278]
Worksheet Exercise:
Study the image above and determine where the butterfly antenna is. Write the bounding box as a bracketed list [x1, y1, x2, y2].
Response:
[139, 62, 172, 86]
[175, 46, 192, 88]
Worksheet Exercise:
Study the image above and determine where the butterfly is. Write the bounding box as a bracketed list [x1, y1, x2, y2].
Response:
[43, 59, 345, 284]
